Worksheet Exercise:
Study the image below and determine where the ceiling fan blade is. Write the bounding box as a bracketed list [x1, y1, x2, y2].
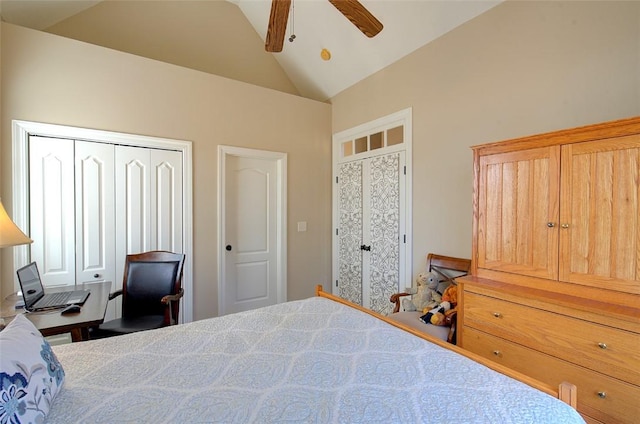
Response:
[328, 0, 383, 38]
[265, 0, 291, 52]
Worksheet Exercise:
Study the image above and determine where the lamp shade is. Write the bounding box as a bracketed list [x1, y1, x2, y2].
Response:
[0, 199, 33, 248]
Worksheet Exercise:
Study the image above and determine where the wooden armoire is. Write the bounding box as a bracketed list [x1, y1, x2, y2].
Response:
[458, 117, 640, 424]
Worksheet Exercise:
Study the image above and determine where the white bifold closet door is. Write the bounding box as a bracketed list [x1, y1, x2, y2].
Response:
[29, 136, 77, 287]
[113, 145, 183, 317]
[75, 141, 116, 289]
[29, 136, 182, 320]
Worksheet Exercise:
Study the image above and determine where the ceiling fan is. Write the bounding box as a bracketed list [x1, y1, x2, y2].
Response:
[265, 0, 383, 53]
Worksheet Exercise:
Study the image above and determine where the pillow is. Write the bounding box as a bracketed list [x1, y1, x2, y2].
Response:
[0, 314, 65, 423]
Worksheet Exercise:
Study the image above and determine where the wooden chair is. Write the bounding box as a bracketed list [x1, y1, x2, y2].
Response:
[90, 250, 185, 339]
[389, 253, 471, 343]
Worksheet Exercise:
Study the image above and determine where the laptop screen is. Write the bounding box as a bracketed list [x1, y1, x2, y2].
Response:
[17, 262, 44, 309]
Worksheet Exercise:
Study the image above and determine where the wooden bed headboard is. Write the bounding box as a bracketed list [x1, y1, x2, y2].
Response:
[426, 253, 471, 281]
[390, 253, 472, 314]
[315, 285, 577, 409]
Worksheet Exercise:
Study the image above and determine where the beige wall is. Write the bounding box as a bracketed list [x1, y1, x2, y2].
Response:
[2, 1, 639, 313]
[331, 1, 640, 277]
[46, 0, 300, 98]
[0, 23, 332, 319]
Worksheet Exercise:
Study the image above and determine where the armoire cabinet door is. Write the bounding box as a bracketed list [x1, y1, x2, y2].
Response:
[560, 134, 640, 294]
[477, 146, 560, 280]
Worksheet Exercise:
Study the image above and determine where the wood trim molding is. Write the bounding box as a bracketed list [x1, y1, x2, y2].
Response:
[472, 116, 640, 155]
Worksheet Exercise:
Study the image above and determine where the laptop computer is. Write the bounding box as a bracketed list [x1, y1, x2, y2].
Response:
[17, 262, 90, 312]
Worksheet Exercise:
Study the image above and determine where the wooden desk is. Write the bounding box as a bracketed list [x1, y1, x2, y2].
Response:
[1, 281, 111, 342]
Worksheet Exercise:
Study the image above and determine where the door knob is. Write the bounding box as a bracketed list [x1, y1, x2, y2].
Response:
[94, 274, 100, 278]
[226, 245, 232, 251]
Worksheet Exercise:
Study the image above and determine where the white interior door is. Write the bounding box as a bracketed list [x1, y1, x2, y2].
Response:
[28, 136, 75, 287]
[150, 148, 184, 323]
[219, 146, 286, 315]
[114, 145, 183, 319]
[75, 140, 115, 286]
[114, 145, 151, 318]
[116, 145, 151, 257]
[150, 149, 183, 253]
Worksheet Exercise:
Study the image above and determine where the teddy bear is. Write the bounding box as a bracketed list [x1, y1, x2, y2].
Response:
[419, 283, 458, 326]
[401, 271, 441, 312]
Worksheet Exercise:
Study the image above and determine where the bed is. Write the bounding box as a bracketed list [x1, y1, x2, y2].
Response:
[1, 286, 584, 423]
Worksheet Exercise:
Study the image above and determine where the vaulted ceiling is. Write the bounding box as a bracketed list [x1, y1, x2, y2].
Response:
[0, 0, 502, 101]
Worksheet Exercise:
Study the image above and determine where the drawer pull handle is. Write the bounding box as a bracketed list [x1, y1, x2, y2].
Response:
[561, 223, 570, 229]
[492, 312, 502, 318]
[597, 342, 608, 350]
[492, 350, 502, 357]
[547, 222, 555, 228]
[597, 391, 606, 399]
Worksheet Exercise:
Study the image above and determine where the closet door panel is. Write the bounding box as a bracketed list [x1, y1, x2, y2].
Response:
[26, 129, 187, 321]
[337, 160, 363, 306]
[29, 136, 75, 287]
[114, 146, 151, 317]
[116, 146, 151, 256]
[151, 149, 183, 252]
[368, 153, 401, 316]
[75, 141, 115, 285]
[337, 153, 403, 315]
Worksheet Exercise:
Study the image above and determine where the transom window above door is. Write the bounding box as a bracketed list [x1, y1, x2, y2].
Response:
[341, 125, 404, 158]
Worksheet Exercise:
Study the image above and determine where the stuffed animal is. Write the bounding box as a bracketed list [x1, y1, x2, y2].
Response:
[401, 272, 441, 312]
[420, 284, 458, 326]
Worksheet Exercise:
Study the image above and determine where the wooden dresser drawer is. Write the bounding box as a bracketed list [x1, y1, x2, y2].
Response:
[463, 292, 640, 386]
[462, 326, 640, 424]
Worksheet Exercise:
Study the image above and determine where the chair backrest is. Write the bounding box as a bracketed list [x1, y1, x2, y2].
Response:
[426, 253, 471, 296]
[121, 251, 185, 325]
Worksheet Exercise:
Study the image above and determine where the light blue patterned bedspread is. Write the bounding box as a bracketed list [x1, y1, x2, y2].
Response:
[49, 296, 585, 423]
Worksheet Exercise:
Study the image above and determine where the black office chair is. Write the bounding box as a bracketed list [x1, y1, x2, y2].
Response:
[90, 250, 185, 339]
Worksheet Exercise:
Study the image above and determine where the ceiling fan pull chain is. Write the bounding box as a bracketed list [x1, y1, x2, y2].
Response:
[288, 0, 296, 43]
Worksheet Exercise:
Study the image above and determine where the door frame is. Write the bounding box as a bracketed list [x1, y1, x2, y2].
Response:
[217, 145, 287, 316]
[331, 108, 413, 299]
[11, 120, 195, 322]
